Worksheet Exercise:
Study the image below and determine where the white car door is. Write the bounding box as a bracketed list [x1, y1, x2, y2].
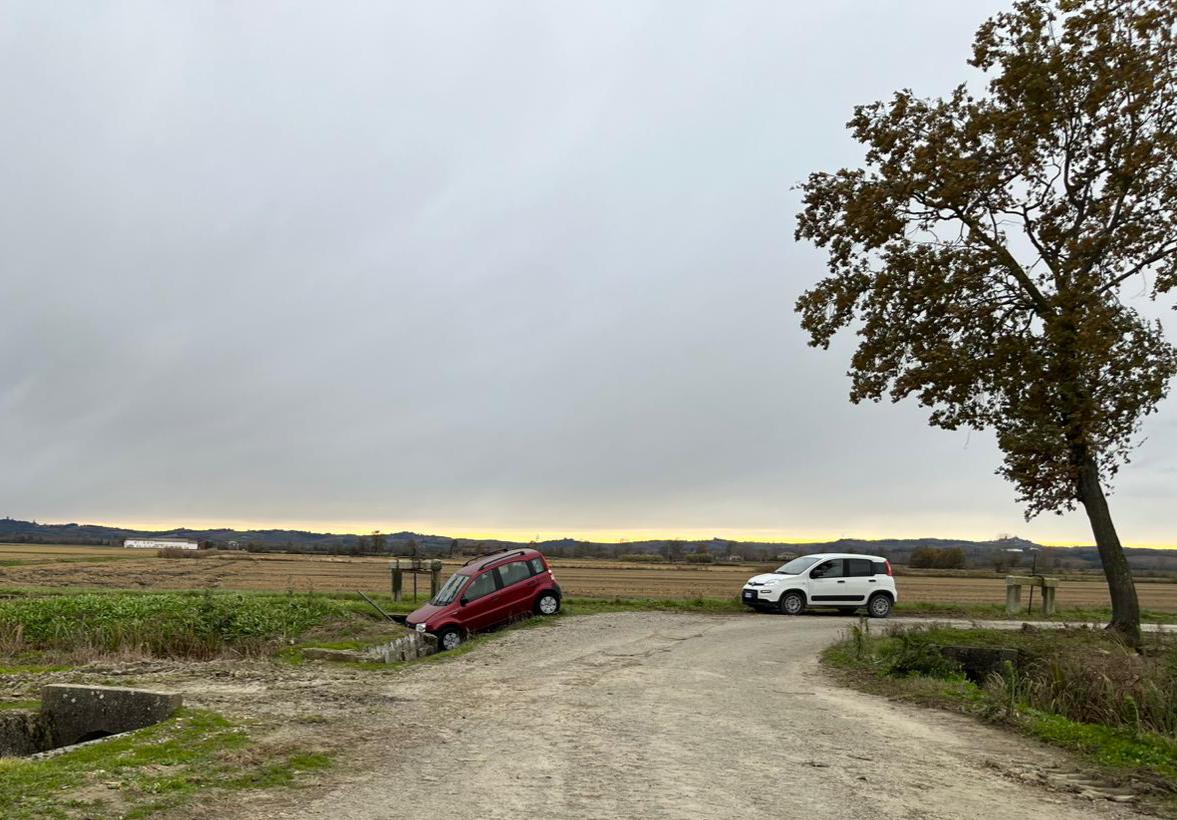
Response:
[807, 558, 854, 605]
[841, 557, 877, 606]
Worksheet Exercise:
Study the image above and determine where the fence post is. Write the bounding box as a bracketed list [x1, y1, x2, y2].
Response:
[430, 560, 442, 598]
[391, 560, 403, 603]
[1004, 577, 1021, 614]
[1041, 583, 1057, 616]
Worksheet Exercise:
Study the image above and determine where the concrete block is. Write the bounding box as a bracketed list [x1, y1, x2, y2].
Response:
[302, 647, 368, 662]
[939, 645, 1021, 684]
[302, 631, 437, 665]
[0, 710, 53, 757]
[41, 685, 182, 747]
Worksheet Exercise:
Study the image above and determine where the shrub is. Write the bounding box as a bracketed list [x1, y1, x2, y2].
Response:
[879, 631, 963, 678]
[619, 554, 667, 563]
[909, 547, 966, 569]
[1005, 641, 1177, 736]
[683, 552, 714, 564]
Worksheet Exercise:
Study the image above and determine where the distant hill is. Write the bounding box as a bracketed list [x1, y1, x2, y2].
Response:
[1, 517, 1175, 573]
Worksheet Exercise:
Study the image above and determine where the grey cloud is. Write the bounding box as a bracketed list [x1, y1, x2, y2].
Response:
[1, 0, 1173, 544]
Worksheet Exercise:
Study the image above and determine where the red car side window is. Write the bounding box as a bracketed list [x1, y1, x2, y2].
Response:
[498, 561, 531, 587]
[464, 571, 497, 602]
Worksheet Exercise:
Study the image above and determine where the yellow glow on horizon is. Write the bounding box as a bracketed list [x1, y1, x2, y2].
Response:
[59, 517, 1176, 550]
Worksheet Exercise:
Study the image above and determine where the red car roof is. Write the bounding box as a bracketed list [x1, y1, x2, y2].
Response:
[461, 547, 546, 573]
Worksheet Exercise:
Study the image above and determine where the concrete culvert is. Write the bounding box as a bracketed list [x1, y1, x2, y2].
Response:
[41, 685, 183, 748]
[0, 685, 183, 758]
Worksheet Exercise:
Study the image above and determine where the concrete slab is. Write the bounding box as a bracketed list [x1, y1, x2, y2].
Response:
[41, 685, 182, 747]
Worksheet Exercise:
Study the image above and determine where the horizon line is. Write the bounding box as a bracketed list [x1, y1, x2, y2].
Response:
[6, 515, 1175, 551]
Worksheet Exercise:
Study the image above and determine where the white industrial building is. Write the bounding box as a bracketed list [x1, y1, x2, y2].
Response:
[124, 538, 200, 550]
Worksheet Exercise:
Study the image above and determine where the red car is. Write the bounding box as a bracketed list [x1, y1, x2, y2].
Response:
[405, 548, 562, 651]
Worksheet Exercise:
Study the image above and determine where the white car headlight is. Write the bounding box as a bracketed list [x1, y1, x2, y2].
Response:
[415, 623, 426, 633]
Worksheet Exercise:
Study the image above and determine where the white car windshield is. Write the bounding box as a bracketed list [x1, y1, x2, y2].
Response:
[774, 556, 821, 575]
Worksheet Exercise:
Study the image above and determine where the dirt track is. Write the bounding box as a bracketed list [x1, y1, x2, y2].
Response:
[213, 613, 1147, 820]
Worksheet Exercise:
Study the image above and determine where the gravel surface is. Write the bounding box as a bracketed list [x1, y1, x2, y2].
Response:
[231, 612, 1152, 820]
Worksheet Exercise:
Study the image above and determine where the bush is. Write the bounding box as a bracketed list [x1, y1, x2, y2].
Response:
[683, 552, 714, 564]
[619, 554, 667, 563]
[878, 631, 963, 678]
[909, 547, 966, 569]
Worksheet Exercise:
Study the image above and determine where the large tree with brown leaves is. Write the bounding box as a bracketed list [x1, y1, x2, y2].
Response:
[795, 0, 1177, 645]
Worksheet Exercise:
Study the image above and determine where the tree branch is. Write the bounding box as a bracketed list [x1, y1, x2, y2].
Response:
[953, 210, 1053, 315]
[1097, 241, 1177, 294]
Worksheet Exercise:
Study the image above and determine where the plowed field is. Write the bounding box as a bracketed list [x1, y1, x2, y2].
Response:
[3, 543, 1176, 611]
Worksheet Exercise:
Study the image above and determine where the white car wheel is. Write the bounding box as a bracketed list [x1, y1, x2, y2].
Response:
[868, 594, 892, 618]
[780, 592, 805, 615]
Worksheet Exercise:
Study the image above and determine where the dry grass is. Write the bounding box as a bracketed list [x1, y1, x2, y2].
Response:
[3, 543, 1177, 611]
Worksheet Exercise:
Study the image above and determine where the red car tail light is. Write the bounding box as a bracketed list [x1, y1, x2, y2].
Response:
[884, 560, 894, 576]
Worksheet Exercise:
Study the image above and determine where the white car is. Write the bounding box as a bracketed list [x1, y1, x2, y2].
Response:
[741, 553, 897, 617]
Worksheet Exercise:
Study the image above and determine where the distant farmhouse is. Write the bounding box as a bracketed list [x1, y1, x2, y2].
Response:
[124, 537, 200, 550]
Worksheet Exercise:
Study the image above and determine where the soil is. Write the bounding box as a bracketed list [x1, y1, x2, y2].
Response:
[103, 613, 1158, 820]
[3, 546, 1176, 611]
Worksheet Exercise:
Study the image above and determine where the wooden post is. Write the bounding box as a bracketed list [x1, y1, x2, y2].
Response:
[391, 560, 403, 603]
[430, 560, 442, 598]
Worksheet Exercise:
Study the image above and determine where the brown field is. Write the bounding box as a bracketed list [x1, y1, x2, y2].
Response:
[2, 543, 1177, 611]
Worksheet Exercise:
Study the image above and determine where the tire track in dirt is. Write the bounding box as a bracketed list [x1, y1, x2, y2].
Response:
[232, 613, 1152, 820]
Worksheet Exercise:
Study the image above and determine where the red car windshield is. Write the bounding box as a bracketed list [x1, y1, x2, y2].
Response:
[430, 572, 470, 605]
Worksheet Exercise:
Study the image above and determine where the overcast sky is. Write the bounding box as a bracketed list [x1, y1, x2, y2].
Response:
[1, 1, 1173, 545]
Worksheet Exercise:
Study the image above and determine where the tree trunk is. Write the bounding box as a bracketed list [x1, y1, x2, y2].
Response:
[1076, 454, 1142, 647]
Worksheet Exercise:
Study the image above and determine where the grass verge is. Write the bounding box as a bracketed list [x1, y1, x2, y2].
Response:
[892, 600, 1177, 624]
[0, 708, 331, 820]
[823, 621, 1177, 797]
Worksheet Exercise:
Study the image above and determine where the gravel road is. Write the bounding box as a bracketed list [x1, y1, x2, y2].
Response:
[241, 612, 1152, 820]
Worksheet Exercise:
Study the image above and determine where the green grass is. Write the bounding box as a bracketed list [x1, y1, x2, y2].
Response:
[0, 591, 386, 659]
[1024, 710, 1177, 774]
[823, 622, 1177, 788]
[561, 596, 746, 615]
[0, 663, 74, 675]
[3, 584, 1176, 623]
[0, 709, 331, 819]
[563, 594, 1177, 624]
[893, 600, 1177, 624]
[0, 699, 39, 711]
